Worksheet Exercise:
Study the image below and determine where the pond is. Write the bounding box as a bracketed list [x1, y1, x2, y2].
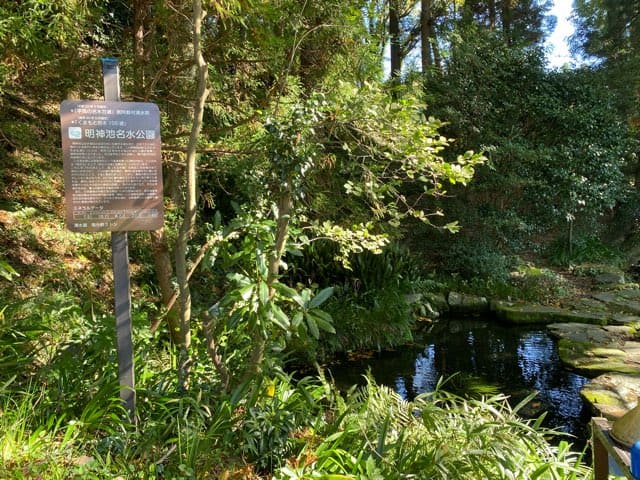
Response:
[328, 318, 592, 447]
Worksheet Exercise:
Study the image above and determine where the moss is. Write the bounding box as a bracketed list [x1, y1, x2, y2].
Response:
[580, 390, 621, 408]
[557, 338, 640, 376]
[492, 301, 608, 325]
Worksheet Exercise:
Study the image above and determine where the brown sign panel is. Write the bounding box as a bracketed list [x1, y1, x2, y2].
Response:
[60, 100, 163, 232]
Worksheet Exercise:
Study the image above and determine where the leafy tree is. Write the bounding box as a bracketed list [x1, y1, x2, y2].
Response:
[83, 0, 480, 387]
[423, 29, 634, 262]
[571, 0, 640, 191]
[0, 0, 104, 96]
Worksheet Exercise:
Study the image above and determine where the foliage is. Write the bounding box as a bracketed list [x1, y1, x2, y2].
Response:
[275, 377, 590, 480]
[0, 1, 620, 478]
[320, 286, 414, 358]
[283, 242, 424, 361]
[421, 28, 634, 265]
[0, 0, 103, 95]
[547, 234, 626, 268]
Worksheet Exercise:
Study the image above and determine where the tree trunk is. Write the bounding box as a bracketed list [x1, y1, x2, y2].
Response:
[175, 0, 210, 388]
[389, 0, 402, 83]
[501, 0, 513, 45]
[240, 190, 293, 384]
[150, 229, 181, 342]
[132, 0, 150, 100]
[488, 0, 497, 29]
[131, 0, 180, 341]
[421, 0, 433, 72]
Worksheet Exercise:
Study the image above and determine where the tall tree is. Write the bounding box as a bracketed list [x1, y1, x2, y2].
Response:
[572, 0, 640, 190]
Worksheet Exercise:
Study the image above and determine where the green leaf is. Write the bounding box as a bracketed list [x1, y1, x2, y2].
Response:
[239, 285, 254, 301]
[307, 287, 334, 309]
[271, 304, 290, 330]
[0, 260, 18, 281]
[273, 282, 304, 306]
[307, 310, 335, 334]
[258, 281, 269, 305]
[291, 311, 303, 328]
[304, 312, 320, 339]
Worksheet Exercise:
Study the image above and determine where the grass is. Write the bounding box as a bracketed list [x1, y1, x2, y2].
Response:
[0, 313, 595, 479]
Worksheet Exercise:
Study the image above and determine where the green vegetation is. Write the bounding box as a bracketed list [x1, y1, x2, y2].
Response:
[5, 0, 640, 477]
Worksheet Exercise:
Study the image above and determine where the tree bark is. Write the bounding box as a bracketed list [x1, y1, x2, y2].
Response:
[389, 0, 402, 83]
[240, 190, 293, 384]
[132, 0, 150, 100]
[488, 0, 497, 29]
[421, 0, 433, 72]
[175, 0, 210, 387]
[501, 0, 514, 45]
[131, 0, 180, 341]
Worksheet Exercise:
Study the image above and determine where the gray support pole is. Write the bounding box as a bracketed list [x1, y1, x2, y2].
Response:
[101, 58, 136, 421]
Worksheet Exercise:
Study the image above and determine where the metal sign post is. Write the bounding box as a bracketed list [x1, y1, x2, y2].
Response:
[60, 58, 163, 423]
[101, 57, 135, 421]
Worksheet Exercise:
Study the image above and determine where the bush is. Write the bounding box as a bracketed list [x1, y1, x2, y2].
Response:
[275, 377, 590, 479]
[547, 234, 624, 267]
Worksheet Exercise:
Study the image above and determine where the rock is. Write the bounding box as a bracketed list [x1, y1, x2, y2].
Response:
[492, 301, 608, 325]
[403, 293, 423, 305]
[424, 292, 449, 314]
[618, 289, 640, 301]
[547, 322, 640, 377]
[405, 293, 446, 320]
[610, 313, 640, 325]
[595, 272, 626, 286]
[548, 322, 631, 343]
[593, 291, 640, 315]
[447, 292, 489, 315]
[581, 373, 640, 419]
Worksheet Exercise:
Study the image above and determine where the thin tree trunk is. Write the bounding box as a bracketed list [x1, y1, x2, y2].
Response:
[488, 0, 497, 29]
[240, 190, 293, 384]
[131, 0, 180, 341]
[432, 39, 442, 69]
[389, 0, 402, 83]
[132, 0, 149, 100]
[150, 229, 181, 342]
[175, 0, 210, 388]
[501, 0, 513, 45]
[421, 0, 433, 72]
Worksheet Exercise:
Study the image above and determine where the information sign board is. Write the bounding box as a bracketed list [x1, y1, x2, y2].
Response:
[60, 100, 163, 232]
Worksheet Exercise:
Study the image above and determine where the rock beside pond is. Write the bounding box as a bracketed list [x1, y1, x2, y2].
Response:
[491, 301, 608, 325]
[595, 272, 627, 286]
[547, 322, 640, 377]
[592, 291, 640, 316]
[447, 292, 489, 315]
[404, 292, 448, 321]
[580, 373, 640, 419]
[425, 292, 449, 314]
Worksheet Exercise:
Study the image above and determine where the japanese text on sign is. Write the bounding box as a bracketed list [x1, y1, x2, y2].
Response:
[60, 100, 164, 232]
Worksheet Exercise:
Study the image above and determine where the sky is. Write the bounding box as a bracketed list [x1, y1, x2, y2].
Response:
[545, 0, 576, 68]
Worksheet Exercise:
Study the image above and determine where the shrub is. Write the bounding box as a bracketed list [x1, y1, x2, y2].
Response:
[275, 377, 590, 479]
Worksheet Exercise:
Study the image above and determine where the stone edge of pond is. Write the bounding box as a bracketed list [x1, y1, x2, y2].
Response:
[415, 285, 640, 418]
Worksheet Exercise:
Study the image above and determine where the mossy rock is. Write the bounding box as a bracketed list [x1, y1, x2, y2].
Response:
[557, 338, 640, 377]
[423, 292, 449, 314]
[593, 291, 640, 315]
[491, 301, 608, 325]
[447, 292, 489, 315]
[581, 373, 640, 419]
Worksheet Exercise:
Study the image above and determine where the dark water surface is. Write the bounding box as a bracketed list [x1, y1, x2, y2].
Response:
[328, 318, 592, 446]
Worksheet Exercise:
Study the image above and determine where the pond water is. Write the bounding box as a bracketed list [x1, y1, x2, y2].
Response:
[328, 318, 592, 447]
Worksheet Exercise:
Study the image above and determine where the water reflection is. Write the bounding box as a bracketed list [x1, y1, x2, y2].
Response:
[329, 318, 591, 443]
